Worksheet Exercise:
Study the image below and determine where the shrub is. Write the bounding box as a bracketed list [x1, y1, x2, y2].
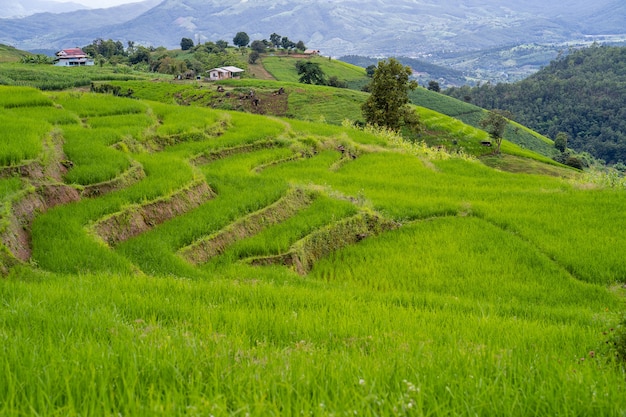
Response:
[565, 156, 584, 170]
[607, 315, 626, 364]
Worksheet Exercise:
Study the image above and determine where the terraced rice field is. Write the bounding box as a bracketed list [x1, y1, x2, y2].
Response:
[1, 85, 626, 416]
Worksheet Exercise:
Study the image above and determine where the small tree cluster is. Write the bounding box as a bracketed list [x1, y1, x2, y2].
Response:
[269, 33, 305, 52]
[427, 80, 441, 92]
[83, 38, 126, 60]
[20, 54, 52, 64]
[294, 61, 348, 88]
[554, 132, 568, 153]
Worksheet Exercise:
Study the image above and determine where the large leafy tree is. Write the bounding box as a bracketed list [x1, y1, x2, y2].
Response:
[250, 40, 266, 54]
[269, 33, 282, 49]
[479, 109, 513, 154]
[180, 38, 194, 51]
[295, 61, 326, 85]
[361, 58, 419, 131]
[233, 32, 250, 48]
[281, 36, 295, 50]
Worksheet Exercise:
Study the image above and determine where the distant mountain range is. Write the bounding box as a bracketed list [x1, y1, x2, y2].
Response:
[2, 0, 626, 81]
[0, 0, 88, 19]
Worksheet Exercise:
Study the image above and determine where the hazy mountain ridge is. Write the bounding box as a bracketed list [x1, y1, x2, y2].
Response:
[0, 0, 160, 51]
[0, 0, 88, 19]
[1, 0, 625, 80]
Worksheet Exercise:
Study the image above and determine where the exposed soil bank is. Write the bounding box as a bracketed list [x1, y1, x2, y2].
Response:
[92, 181, 215, 246]
[1, 184, 81, 265]
[190, 140, 282, 166]
[250, 212, 400, 275]
[81, 162, 146, 198]
[180, 187, 316, 265]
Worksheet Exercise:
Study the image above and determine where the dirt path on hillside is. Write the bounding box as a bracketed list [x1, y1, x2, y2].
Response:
[248, 60, 276, 80]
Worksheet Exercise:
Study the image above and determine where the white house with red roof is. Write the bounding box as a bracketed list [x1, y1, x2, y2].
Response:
[207, 66, 244, 80]
[54, 48, 94, 66]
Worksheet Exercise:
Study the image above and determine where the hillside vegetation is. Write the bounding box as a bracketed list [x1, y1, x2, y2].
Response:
[1, 79, 626, 416]
[245, 53, 562, 160]
[445, 44, 626, 164]
[262, 54, 368, 89]
[0, 44, 30, 63]
[0, 61, 164, 90]
[0, 80, 626, 416]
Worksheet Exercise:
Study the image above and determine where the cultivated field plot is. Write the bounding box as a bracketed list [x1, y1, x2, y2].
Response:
[1, 85, 626, 416]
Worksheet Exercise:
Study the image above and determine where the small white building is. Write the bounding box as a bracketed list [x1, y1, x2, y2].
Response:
[54, 48, 94, 66]
[207, 66, 244, 80]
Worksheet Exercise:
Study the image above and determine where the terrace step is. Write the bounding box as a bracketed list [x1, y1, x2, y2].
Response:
[248, 212, 400, 275]
[0, 129, 70, 183]
[178, 187, 317, 265]
[90, 180, 215, 246]
[189, 139, 284, 166]
[1, 184, 81, 265]
[80, 161, 146, 198]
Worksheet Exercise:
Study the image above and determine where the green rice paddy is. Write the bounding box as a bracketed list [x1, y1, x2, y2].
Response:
[0, 83, 625, 416]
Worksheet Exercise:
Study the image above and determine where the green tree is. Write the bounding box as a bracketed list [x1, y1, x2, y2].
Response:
[328, 76, 348, 88]
[296, 41, 306, 51]
[269, 33, 282, 48]
[427, 80, 440, 92]
[365, 65, 376, 77]
[180, 38, 194, 51]
[479, 109, 513, 154]
[295, 61, 326, 85]
[128, 46, 151, 66]
[361, 58, 419, 132]
[233, 32, 250, 48]
[281, 36, 295, 50]
[554, 132, 568, 152]
[248, 51, 260, 64]
[250, 40, 266, 54]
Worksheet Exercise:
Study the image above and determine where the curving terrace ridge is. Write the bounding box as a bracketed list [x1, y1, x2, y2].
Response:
[1, 87, 402, 277]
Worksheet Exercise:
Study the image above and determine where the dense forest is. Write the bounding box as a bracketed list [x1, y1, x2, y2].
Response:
[445, 45, 626, 165]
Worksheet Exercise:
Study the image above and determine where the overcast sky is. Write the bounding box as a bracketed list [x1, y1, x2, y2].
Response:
[57, 0, 144, 8]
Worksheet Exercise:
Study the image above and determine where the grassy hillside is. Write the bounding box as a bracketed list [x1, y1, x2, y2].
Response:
[261, 54, 369, 90]
[1, 84, 626, 415]
[0, 62, 164, 90]
[251, 54, 559, 160]
[408, 87, 559, 159]
[0, 44, 30, 63]
[445, 45, 626, 164]
[339, 55, 469, 87]
[103, 77, 565, 171]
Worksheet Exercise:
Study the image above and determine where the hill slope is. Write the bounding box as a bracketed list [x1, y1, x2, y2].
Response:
[1, 84, 626, 415]
[445, 44, 626, 164]
[0, 44, 30, 63]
